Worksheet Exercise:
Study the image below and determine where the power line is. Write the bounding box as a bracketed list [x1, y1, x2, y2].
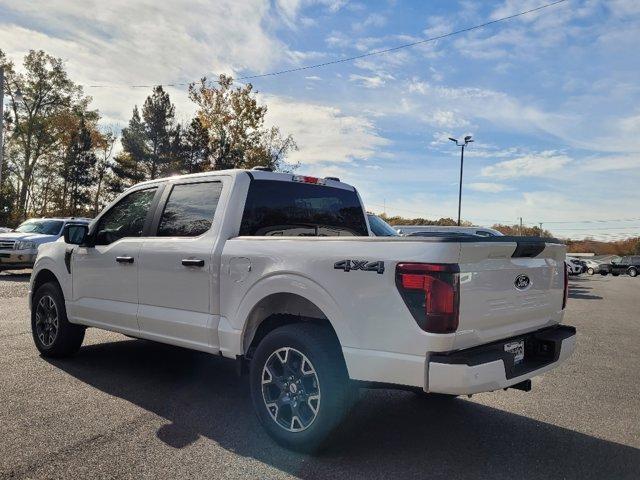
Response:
[546, 226, 640, 231]
[78, 0, 568, 89]
[237, 0, 568, 81]
[538, 217, 640, 224]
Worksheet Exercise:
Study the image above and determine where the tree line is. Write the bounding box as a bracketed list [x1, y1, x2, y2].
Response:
[0, 49, 297, 226]
[382, 213, 640, 254]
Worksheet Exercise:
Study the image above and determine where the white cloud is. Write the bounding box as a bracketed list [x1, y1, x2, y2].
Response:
[0, 0, 296, 128]
[467, 182, 509, 193]
[482, 151, 572, 179]
[582, 155, 640, 171]
[353, 13, 387, 31]
[264, 97, 390, 164]
[348, 73, 393, 88]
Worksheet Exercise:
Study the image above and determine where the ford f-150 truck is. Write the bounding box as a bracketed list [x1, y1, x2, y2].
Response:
[29, 168, 575, 451]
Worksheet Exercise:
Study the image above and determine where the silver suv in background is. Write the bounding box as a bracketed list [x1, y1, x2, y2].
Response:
[0, 218, 90, 272]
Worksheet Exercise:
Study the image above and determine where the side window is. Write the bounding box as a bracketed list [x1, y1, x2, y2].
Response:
[157, 181, 223, 237]
[95, 188, 157, 245]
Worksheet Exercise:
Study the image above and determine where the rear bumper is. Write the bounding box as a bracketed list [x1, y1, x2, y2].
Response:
[427, 325, 576, 395]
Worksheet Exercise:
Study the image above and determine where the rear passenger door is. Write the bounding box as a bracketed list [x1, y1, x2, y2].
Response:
[137, 178, 225, 350]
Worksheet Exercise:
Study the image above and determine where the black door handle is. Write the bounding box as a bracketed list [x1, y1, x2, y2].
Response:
[116, 256, 134, 264]
[182, 258, 205, 267]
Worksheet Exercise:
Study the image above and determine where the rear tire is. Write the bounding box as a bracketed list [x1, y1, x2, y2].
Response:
[628, 267, 638, 277]
[587, 268, 595, 275]
[249, 323, 354, 452]
[31, 282, 85, 358]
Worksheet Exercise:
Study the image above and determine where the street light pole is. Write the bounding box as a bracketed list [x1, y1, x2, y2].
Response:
[457, 143, 465, 227]
[449, 135, 473, 226]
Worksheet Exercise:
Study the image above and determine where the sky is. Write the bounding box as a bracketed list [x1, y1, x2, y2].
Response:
[1, 0, 639, 240]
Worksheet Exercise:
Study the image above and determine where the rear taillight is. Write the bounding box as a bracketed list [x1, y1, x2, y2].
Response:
[562, 262, 569, 309]
[395, 263, 460, 334]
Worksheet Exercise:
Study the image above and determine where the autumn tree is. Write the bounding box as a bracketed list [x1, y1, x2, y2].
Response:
[0, 49, 90, 220]
[188, 75, 297, 171]
[381, 214, 472, 227]
[491, 224, 554, 237]
[92, 128, 116, 215]
[181, 118, 211, 173]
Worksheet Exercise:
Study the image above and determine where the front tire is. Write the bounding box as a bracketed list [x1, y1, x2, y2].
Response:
[628, 267, 638, 277]
[31, 282, 85, 357]
[249, 323, 354, 452]
[587, 267, 595, 275]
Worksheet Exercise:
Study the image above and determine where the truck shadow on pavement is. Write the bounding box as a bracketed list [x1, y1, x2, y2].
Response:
[47, 338, 638, 480]
[568, 278, 603, 300]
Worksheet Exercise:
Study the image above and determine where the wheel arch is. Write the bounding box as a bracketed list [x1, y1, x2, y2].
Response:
[32, 269, 62, 299]
[243, 292, 341, 357]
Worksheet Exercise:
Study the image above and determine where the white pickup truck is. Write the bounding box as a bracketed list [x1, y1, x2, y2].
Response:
[29, 168, 576, 451]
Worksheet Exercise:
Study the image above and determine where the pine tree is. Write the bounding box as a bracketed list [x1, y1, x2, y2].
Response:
[65, 117, 97, 215]
[142, 86, 176, 179]
[110, 107, 147, 193]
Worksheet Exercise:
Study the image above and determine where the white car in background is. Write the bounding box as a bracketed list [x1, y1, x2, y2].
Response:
[565, 258, 583, 276]
[395, 225, 504, 237]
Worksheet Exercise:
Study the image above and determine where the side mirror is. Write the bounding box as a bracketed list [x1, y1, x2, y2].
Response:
[64, 224, 89, 246]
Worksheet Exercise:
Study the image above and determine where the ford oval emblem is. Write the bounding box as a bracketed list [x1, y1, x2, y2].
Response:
[514, 274, 531, 290]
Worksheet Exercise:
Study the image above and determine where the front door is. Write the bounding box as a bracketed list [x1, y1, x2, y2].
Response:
[68, 186, 159, 333]
[137, 179, 225, 350]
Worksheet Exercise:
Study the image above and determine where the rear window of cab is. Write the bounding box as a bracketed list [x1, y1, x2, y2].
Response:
[239, 179, 368, 237]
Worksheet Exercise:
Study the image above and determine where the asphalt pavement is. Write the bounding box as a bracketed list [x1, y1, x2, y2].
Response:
[0, 271, 638, 479]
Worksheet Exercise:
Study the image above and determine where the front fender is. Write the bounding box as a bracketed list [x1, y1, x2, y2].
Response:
[30, 243, 72, 305]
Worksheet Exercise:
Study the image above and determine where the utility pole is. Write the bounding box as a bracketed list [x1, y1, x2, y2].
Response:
[449, 135, 474, 226]
[0, 67, 4, 191]
[519, 217, 523, 236]
[539, 222, 543, 236]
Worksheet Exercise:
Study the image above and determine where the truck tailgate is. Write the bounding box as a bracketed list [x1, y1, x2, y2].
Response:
[454, 238, 566, 350]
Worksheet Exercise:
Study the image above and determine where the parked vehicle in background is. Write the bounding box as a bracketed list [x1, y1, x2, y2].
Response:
[366, 214, 399, 237]
[565, 258, 583, 276]
[583, 259, 601, 275]
[599, 256, 640, 277]
[0, 227, 12, 233]
[29, 169, 574, 451]
[395, 225, 504, 237]
[0, 218, 90, 272]
[566, 257, 586, 274]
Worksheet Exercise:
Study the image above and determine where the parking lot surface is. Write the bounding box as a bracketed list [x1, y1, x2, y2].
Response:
[1, 271, 639, 479]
